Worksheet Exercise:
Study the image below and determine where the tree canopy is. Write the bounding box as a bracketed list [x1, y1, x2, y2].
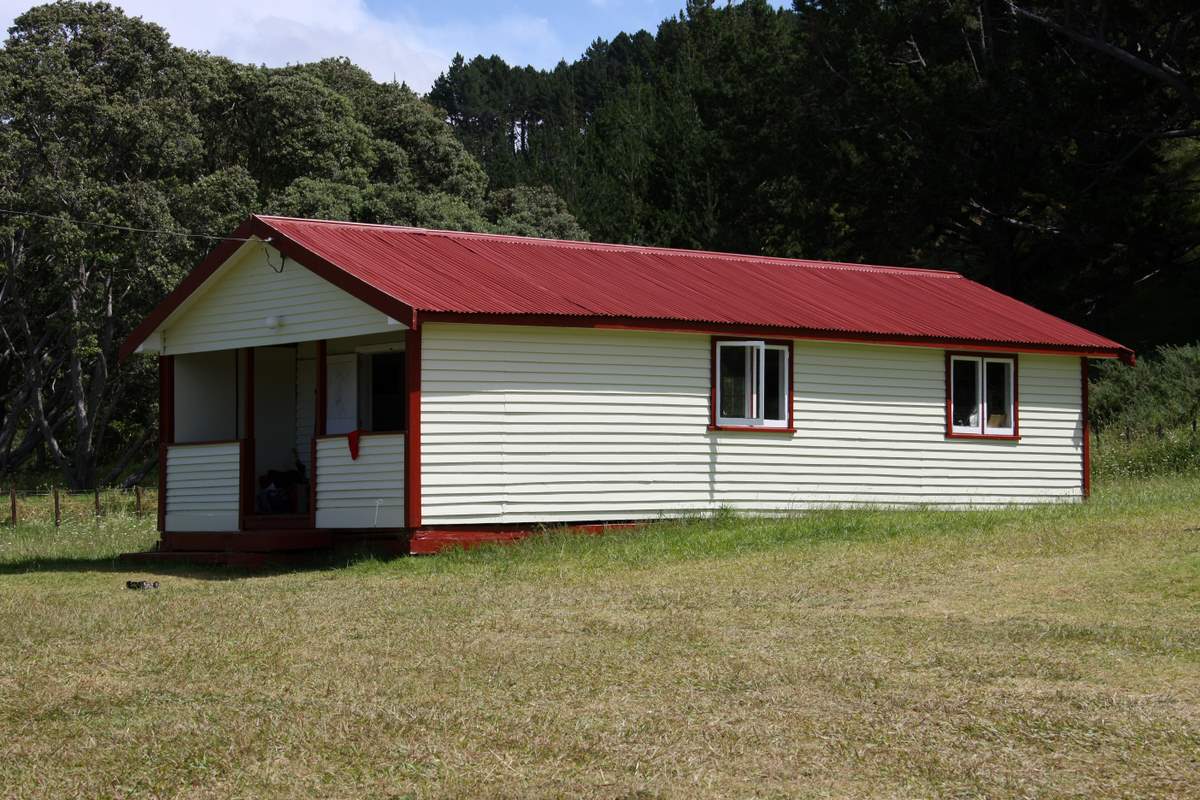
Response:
[0, 1, 585, 487]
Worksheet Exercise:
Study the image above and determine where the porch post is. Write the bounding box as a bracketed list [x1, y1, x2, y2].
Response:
[315, 339, 327, 436]
[157, 354, 174, 533]
[240, 348, 255, 527]
[404, 325, 421, 529]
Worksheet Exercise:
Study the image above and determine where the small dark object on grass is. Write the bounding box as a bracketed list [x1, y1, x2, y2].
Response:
[126, 580, 159, 590]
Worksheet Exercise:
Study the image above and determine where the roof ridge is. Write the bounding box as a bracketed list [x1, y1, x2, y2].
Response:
[254, 214, 963, 278]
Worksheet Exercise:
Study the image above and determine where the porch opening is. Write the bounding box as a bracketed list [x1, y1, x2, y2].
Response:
[168, 332, 407, 531]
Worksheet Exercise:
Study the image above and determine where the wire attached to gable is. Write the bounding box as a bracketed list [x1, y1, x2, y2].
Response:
[262, 239, 288, 274]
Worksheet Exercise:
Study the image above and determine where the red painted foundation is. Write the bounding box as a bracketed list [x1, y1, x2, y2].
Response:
[128, 521, 643, 566]
[161, 529, 334, 553]
[409, 521, 643, 555]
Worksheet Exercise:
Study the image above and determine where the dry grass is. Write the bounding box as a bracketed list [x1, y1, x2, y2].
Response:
[1, 478, 1198, 798]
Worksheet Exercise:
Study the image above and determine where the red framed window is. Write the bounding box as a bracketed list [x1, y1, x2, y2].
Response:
[945, 352, 1020, 440]
[710, 338, 795, 432]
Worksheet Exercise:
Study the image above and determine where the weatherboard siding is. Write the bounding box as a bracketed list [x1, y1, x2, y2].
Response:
[160, 241, 399, 356]
[314, 434, 405, 529]
[164, 442, 241, 532]
[419, 323, 1083, 525]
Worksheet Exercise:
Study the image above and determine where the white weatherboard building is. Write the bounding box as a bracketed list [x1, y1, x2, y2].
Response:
[121, 215, 1133, 557]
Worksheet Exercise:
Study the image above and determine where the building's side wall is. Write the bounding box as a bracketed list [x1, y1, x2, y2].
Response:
[314, 433, 406, 529]
[161, 242, 400, 355]
[164, 442, 241, 532]
[420, 323, 1084, 525]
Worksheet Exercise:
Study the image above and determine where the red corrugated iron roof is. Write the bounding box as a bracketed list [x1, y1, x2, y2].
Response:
[121, 214, 1133, 361]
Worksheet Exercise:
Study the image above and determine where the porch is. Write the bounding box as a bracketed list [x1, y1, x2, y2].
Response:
[157, 331, 418, 552]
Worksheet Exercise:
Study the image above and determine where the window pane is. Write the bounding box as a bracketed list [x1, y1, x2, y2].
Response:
[764, 347, 786, 421]
[370, 352, 406, 431]
[719, 345, 749, 419]
[985, 360, 1012, 430]
[952, 359, 980, 429]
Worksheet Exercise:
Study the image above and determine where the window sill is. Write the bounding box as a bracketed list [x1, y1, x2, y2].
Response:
[708, 424, 796, 434]
[945, 431, 1021, 441]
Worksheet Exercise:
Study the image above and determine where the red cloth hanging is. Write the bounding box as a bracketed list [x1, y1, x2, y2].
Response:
[347, 429, 363, 460]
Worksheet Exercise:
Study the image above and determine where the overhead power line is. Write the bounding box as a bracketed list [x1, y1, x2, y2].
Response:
[0, 208, 261, 243]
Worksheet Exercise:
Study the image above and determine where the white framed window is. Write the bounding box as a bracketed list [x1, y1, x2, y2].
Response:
[948, 353, 1017, 438]
[714, 339, 791, 429]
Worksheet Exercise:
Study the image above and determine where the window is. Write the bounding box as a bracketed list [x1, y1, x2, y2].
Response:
[356, 352, 406, 432]
[947, 353, 1017, 438]
[712, 339, 792, 430]
[370, 353, 406, 431]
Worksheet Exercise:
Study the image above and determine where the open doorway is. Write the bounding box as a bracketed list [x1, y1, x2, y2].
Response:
[250, 345, 310, 518]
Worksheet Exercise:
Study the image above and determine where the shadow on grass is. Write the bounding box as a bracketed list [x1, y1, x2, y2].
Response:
[0, 546, 403, 580]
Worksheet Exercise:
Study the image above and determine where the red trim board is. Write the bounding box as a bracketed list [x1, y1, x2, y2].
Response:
[1081, 357, 1091, 499]
[409, 521, 644, 555]
[422, 313, 1132, 363]
[404, 326, 422, 529]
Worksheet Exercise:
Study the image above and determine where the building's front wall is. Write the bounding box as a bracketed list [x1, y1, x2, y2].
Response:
[163, 330, 410, 534]
[420, 323, 1084, 525]
[154, 241, 402, 356]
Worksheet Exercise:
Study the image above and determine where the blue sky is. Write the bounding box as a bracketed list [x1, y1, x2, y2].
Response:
[1, 0, 786, 91]
[366, 0, 696, 65]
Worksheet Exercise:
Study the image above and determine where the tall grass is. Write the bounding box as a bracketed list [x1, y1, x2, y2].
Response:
[1089, 344, 1200, 479]
[1092, 430, 1200, 479]
[0, 489, 158, 567]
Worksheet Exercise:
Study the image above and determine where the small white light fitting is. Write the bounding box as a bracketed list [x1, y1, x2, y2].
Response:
[265, 315, 282, 330]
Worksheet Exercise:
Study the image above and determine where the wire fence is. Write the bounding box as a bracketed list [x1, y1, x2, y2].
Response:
[4, 486, 154, 527]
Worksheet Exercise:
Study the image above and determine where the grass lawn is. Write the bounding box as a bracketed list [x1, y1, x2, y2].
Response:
[2, 478, 1198, 798]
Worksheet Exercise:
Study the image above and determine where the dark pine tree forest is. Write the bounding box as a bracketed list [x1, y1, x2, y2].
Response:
[429, 0, 1200, 352]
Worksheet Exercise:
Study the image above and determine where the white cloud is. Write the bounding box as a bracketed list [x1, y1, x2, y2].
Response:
[0, 0, 563, 91]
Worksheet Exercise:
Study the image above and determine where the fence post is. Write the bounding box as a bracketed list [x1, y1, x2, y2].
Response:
[9, 487, 15, 526]
[53, 488, 60, 527]
[135, 486, 143, 516]
[94, 488, 101, 517]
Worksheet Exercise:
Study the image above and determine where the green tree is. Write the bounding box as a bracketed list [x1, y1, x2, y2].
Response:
[0, 2, 586, 488]
[485, 185, 588, 240]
